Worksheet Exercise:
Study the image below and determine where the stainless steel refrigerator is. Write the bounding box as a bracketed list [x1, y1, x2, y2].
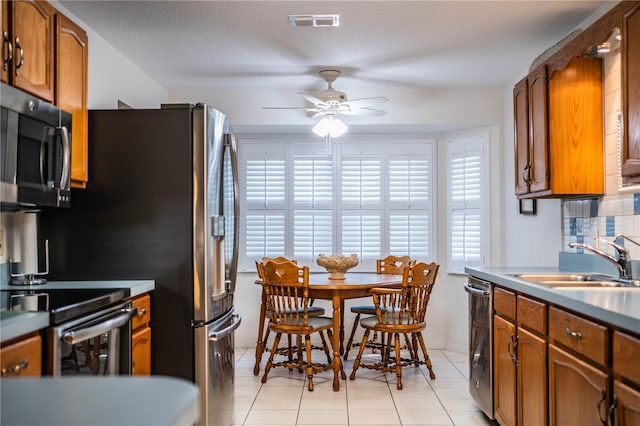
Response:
[41, 103, 241, 426]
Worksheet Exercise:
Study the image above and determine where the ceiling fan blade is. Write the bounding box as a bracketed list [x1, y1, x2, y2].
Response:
[299, 93, 328, 108]
[341, 97, 389, 108]
[262, 106, 309, 110]
[338, 107, 387, 117]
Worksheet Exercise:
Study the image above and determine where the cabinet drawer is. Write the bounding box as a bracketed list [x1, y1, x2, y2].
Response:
[494, 287, 516, 319]
[0, 333, 42, 377]
[549, 307, 608, 366]
[517, 295, 547, 335]
[613, 331, 640, 384]
[131, 294, 151, 330]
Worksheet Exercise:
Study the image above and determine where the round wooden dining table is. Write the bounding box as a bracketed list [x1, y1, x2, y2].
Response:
[254, 272, 403, 391]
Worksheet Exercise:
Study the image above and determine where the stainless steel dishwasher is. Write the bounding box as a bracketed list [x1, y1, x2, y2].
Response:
[464, 276, 494, 420]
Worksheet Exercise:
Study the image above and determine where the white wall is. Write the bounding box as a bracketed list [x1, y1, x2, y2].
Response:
[51, 1, 168, 109]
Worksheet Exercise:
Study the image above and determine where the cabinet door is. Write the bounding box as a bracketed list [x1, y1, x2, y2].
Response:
[549, 344, 609, 426]
[527, 64, 549, 194]
[132, 326, 151, 376]
[613, 380, 640, 426]
[55, 12, 88, 188]
[514, 77, 530, 195]
[1, 0, 8, 84]
[622, 3, 640, 183]
[494, 315, 517, 426]
[11, 0, 54, 101]
[517, 327, 547, 426]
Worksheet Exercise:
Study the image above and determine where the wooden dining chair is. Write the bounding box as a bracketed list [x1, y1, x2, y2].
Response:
[253, 257, 329, 376]
[343, 255, 414, 360]
[349, 261, 440, 390]
[260, 259, 339, 391]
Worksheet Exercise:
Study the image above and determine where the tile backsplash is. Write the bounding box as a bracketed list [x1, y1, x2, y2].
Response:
[562, 194, 640, 259]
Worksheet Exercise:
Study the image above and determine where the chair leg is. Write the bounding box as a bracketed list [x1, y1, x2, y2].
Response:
[296, 335, 304, 373]
[393, 333, 403, 390]
[343, 313, 361, 360]
[318, 331, 332, 364]
[305, 335, 314, 391]
[416, 332, 436, 380]
[349, 329, 370, 380]
[261, 332, 282, 384]
[254, 291, 269, 375]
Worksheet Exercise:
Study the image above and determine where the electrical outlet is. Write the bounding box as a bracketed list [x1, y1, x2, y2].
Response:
[0, 229, 4, 257]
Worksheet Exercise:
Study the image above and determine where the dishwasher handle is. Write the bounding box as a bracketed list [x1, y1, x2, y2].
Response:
[464, 282, 491, 298]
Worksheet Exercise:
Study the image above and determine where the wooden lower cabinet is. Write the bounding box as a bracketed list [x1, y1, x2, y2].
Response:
[494, 314, 517, 426]
[0, 332, 42, 377]
[548, 344, 610, 426]
[613, 381, 640, 426]
[132, 326, 151, 376]
[130, 293, 151, 376]
[517, 328, 547, 426]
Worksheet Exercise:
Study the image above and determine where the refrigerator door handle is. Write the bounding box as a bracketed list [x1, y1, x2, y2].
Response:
[208, 313, 242, 341]
[224, 133, 240, 294]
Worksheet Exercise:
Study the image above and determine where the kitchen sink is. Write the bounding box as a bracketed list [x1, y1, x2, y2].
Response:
[511, 273, 640, 288]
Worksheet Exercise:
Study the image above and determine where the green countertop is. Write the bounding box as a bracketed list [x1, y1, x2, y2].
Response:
[1, 280, 155, 343]
[466, 266, 640, 333]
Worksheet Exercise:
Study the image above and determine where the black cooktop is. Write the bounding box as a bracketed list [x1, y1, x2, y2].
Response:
[1, 288, 130, 325]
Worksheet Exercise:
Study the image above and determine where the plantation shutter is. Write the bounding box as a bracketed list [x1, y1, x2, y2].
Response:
[447, 136, 485, 273]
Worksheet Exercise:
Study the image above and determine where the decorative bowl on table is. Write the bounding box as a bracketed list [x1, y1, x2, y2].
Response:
[316, 253, 359, 280]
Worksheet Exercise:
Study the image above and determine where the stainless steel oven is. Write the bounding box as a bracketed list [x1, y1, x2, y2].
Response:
[464, 276, 494, 420]
[4, 288, 135, 376]
[47, 300, 136, 376]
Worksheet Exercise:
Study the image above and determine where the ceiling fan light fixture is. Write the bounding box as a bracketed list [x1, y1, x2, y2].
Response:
[288, 14, 340, 28]
[312, 117, 348, 138]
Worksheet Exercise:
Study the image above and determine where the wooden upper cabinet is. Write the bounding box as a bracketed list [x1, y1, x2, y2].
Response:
[513, 78, 530, 196]
[527, 64, 550, 194]
[1, 0, 8, 84]
[622, 3, 640, 184]
[55, 12, 88, 188]
[514, 56, 604, 198]
[7, 0, 54, 101]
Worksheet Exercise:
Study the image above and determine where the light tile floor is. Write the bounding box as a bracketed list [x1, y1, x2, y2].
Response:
[232, 347, 497, 426]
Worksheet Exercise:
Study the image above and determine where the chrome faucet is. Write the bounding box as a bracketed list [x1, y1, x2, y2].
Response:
[568, 238, 632, 280]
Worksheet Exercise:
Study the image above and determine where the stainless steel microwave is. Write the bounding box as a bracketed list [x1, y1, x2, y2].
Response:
[1, 83, 71, 209]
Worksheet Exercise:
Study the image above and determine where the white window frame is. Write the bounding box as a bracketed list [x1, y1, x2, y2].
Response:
[237, 137, 436, 272]
[445, 130, 490, 274]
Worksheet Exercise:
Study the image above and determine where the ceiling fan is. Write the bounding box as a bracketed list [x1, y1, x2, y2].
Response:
[263, 69, 389, 120]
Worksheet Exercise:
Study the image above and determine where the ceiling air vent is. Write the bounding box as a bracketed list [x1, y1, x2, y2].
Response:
[288, 14, 340, 27]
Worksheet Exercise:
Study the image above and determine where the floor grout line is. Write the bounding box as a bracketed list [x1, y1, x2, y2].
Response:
[234, 347, 493, 426]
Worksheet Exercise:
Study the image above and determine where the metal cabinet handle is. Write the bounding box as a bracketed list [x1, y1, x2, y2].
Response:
[608, 394, 616, 426]
[2, 31, 12, 71]
[1, 359, 29, 376]
[136, 308, 147, 318]
[565, 327, 583, 340]
[596, 389, 607, 425]
[507, 334, 519, 366]
[14, 37, 23, 76]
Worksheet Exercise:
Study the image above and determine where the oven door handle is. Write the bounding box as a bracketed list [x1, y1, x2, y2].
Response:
[464, 283, 491, 298]
[62, 308, 137, 344]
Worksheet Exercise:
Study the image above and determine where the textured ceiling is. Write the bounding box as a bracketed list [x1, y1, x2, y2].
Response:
[59, 0, 611, 96]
